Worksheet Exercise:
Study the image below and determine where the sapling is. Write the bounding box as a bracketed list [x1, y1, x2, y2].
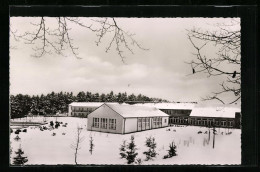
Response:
[143, 136, 158, 161]
[13, 145, 28, 165]
[89, 136, 94, 155]
[163, 141, 177, 159]
[126, 135, 138, 164]
[70, 126, 84, 165]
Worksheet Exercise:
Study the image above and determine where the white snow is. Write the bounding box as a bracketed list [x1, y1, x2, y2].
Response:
[105, 103, 169, 118]
[190, 105, 241, 118]
[69, 102, 104, 107]
[134, 103, 196, 110]
[10, 117, 241, 165]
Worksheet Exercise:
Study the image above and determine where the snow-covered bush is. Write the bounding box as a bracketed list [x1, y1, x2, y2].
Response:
[14, 135, 21, 141]
[50, 121, 54, 128]
[143, 136, 158, 161]
[135, 158, 142, 165]
[163, 141, 177, 159]
[13, 145, 28, 165]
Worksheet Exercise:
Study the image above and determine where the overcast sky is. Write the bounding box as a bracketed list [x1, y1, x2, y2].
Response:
[10, 17, 240, 103]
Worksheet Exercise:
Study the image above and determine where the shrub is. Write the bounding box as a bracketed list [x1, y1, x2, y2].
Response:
[13, 146, 28, 165]
[143, 136, 158, 161]
[163, 141, 177, 159]
[50, 121, 54, 127]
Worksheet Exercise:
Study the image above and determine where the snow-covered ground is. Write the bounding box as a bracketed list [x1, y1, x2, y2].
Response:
[10, 117, 241, 165]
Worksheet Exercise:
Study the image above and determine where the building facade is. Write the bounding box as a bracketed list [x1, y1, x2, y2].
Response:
[68, 102, 104, 117]
[87, 103, 169, 134]
[170, 105, 241, 128]
[134, 103, 241, 129]
[134, 103, 195, 126]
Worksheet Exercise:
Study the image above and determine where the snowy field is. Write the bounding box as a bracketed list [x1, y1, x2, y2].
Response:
[10, 117, 241, 165]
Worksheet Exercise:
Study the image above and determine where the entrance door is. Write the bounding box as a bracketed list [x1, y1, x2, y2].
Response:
[137, 118, 142, 131]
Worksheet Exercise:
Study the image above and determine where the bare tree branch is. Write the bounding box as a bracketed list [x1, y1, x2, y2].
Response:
[187, 21, 241, 104]
[10, 17, 148, 62]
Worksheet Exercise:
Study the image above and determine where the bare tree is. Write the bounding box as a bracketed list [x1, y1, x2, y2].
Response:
[70, 126, 84, 165]
[10, 17, 148, 62]
[187, 19, 240, 104]
[89, 135, 94, 155]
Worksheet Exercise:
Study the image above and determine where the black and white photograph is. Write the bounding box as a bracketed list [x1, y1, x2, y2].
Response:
[9, 16, 242, 165]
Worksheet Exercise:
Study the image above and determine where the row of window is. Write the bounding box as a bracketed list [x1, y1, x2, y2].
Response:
[137, 117, 165, 130]
[170, 117, 234, 127]
[71, 112, 90, 116]
[138, 118, 150, 129]
[93, 118, 116, 130]
[72, 107, 95, 112]
[153, 117, 162, 127]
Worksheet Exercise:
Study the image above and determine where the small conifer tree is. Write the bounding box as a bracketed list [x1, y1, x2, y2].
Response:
[126, 135, 138, 164]
[13, 145, 28, 165]
[163, 141, 177, 159]
[143, 136, 157, 161]
[119, 140, 127, 159]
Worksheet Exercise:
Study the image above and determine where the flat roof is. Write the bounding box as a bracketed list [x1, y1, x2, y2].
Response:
[105, 103, 169, 118]
[69, 102, 104, 107]
[190, 104, 241, 118]
[134, 103, 196, 110]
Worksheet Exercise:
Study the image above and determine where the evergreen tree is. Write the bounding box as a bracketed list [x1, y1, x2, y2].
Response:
[163, 141, 177, 159]
[10, 91, 168, 119]
[77, 91, 86, 102]
[119, 140, 127, 159]
[100, 93, 106, 102]
[126, 135, 138, 164]
[143, 136, 157, 161]
[13, 145, 28, 165]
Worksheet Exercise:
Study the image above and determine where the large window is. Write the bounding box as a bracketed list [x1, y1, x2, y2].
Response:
[101, 118, 108, 129]
[153, 117, 162, 128]
[145, 118, 150, 129]
[93, 118, 99, 128]
[138, 118, 142, 128]
[109, 119, 116, 130]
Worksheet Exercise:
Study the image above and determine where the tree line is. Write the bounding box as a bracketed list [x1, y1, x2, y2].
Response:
[10, 91, 168, 119]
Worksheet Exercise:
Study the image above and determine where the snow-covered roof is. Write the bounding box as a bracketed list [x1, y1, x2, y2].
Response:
[105, 103, 169, 118]
[69, 102, 104, 107]
[134, 103, 196, 110]
[190, 104, 241, 118]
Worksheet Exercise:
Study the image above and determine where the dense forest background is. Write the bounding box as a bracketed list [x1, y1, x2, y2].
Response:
[10, 91, 169, 119]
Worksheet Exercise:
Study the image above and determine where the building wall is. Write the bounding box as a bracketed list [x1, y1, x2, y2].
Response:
[170, 116, 239, 128]
[124, 118, 138, 133]
[160, 109, 192, 117]
[162, 116, 169, 127]
[69, 105, 100, 117]
[68, 105, 72, 116]
[87, 104, 124, 134]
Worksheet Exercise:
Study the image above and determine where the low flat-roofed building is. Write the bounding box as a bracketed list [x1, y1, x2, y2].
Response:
[134, 103, 196, 124]
[188, 104, 241, 128]
[87, 103, 169, 134]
